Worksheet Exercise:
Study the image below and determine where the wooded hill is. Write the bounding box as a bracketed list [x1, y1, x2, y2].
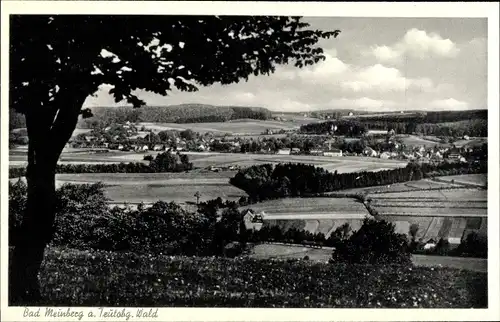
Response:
[301, 109, 487, 136]
[77, 104, 272, 128]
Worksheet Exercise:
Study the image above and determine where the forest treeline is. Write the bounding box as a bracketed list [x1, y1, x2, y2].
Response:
[77, 104, 272, 128]
[230, 161, 487, 203]
[300, 109, 487, 136]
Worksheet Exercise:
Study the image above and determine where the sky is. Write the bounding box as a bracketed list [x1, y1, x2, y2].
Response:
[83, 17, 487, 112]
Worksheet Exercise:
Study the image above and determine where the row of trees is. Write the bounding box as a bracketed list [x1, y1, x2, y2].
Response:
[300, 120, 367, 136]
[9, 152, 193, 179]
[229, 161, 487, 203]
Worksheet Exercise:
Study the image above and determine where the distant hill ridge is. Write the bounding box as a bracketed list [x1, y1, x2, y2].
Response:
[79, 104, 273, 128]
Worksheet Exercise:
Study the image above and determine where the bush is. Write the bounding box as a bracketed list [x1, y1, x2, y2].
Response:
[453, 231, 487, 258]
[333, 217, 412, 266]
[8, 181, 231, 256]
[143, 154, 153, 161]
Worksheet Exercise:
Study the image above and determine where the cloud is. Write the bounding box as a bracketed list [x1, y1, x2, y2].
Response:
[341, 64, 433, 92]
[366, 28, 459, 63]
[299, 53, 350, 82]
[430, 98, 469, 110]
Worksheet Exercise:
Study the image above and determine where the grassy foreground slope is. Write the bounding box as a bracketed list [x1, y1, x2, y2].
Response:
[25, 247, 487, 308]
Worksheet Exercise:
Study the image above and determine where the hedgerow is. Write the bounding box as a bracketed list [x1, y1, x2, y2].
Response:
[8, 151, 193, 178]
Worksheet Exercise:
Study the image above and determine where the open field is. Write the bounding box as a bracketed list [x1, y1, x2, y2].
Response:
[369, 182, 488, 242]
[395, 134, 451, 148]
[9, 147, 408, 174]
[248, 244, 487, 272]
[263, 219, 366, 237]
[10, 172, 245, 204]
[13, 246, 486, 307]
[138, 119, 302, 135]
[338, 178, 461, 195]
[435, 174, 487, 187]
[241, 197, 369, 237]
[241, 197, 369, 215]
[452, 137, 487, 148]
[371, 188, 487, 201]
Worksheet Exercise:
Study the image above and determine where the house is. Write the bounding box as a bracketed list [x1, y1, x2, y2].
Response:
[243, 210, 264, 231]
[366, 129, 387, 136]
[447, 237, 461, 245]
[379, 151, 391, 159]
[291, 148, 301, 154]
[348, 112, 354, 116]
[277, 148, 291, 155]
[431, 151, 443, 159]
[423, 239, 437, 250]
[309, 149, 324, 156]
[448, 152, 461, 160]
[142, 145, 149, 151]
[363, 147, 378, 157]
[153, 144, 164, 151]
[118, 144, 124, 151]
[463, 135, 470, 140]
[388, 129, 396, 136]
[323, 149, 342, 157]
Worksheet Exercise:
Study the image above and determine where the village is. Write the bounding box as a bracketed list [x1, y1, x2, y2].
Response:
[49, 120, 483, 166]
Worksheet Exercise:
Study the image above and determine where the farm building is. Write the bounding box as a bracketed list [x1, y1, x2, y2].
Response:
[423, 239, 437, 250]
[366, 129, 388, 136]
[277, 148, 291, 155]
[291, 148, 301, 154]
[447, 237, 462, 245]
[243, 210, 264, 231]
[153, 144, 164, 151]
[379, 152, 391, 159]
[323, 149, 343, 157]
[309, 149, 324, 156]
[363, 147, 378, 157]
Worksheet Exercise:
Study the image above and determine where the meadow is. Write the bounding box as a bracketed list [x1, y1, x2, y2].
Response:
[26, 246, 487, 307]
[249, 244, 488, 273]
[240, 197, 370, 238]
[435, 173, 487, 187]
[241, 197, 368, 215]
[367, 179, 487, 243]
[138, 119, 304, 135]
[9, 147, 408, 174]
[10, 171, 245, 205]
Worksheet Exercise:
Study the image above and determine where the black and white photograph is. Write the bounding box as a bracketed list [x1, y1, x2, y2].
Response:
[1, 1, 499, 321]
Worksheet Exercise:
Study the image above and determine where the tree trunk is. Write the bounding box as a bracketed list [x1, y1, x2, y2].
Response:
[9, 87, 87, 305]
[9, 152, 57, 305]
